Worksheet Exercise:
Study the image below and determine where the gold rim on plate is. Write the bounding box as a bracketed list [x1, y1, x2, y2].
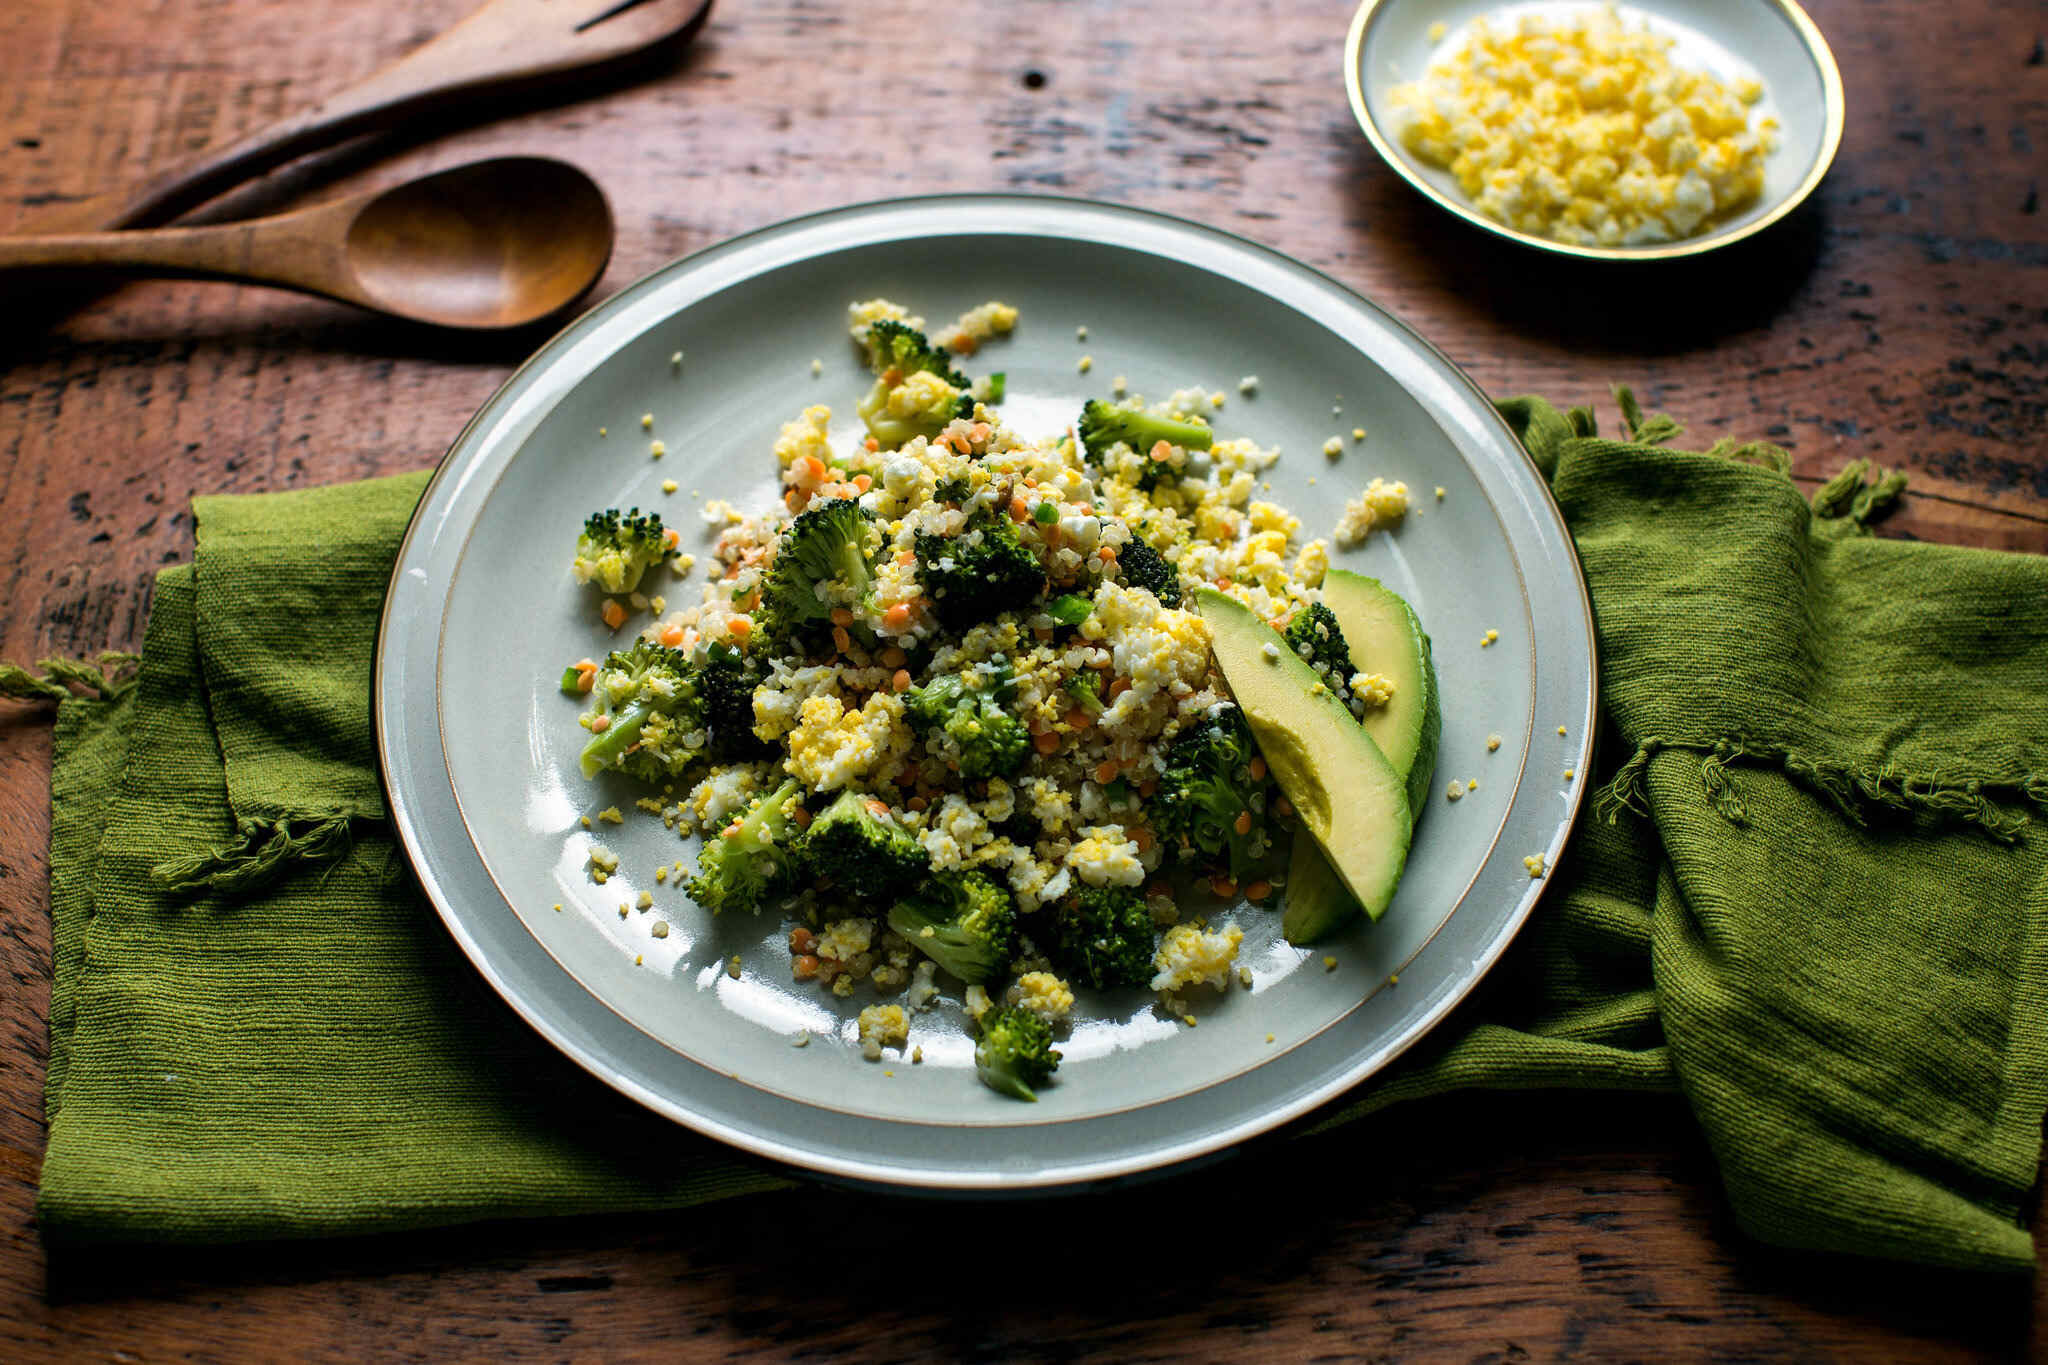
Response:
[1342, 0, 1846, 262]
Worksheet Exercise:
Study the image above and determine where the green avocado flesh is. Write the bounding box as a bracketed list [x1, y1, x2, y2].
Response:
[1192, 588, 1412, 939]
[1322, 570, 1442, 818]
[1277, 573, 1442, 943]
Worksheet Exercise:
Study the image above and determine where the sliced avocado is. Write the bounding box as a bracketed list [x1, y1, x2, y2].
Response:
[1192, 588, 1412, 930]
[1280, 573, 1442, 942]
[1322, 570, 1441, 817]
[1281, 828, 1356, 944]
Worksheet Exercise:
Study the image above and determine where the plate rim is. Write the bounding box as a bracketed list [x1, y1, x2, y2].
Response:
[372, 191, 1601, 1189]
[1342, 0, 1847, 262]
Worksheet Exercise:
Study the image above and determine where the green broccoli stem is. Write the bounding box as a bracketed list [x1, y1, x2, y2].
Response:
[1137, 413, 1216, 450]
[834, 540, 869, 593]
[979, 1061, 1040, 1103]
[579, 699, 653, 778]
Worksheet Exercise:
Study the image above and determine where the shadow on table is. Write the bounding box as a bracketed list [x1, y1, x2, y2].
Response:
[1343, 140, 1833, 359]
[41, 1090, 2038, 1360]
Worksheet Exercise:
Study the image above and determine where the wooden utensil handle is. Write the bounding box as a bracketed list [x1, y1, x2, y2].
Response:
[0, 218, 348, 301]
[11, 0, 709, 236]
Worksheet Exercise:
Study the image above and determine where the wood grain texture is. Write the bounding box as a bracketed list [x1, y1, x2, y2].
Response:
[1, 0, 2043, 1357]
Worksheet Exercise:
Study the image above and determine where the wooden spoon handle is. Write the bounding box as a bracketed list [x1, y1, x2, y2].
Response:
[13, 0, 711, 236]
[0, 211, 354, 304]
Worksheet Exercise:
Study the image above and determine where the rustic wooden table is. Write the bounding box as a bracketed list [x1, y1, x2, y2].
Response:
[2, 0, 2043, 1357]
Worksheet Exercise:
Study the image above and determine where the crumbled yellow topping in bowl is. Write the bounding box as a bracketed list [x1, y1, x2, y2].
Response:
[1390, 5, 1776, 247]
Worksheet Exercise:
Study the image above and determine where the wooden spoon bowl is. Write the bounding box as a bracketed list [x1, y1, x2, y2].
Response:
[0, 158, 615, 331]
[344, 159, 615, 328]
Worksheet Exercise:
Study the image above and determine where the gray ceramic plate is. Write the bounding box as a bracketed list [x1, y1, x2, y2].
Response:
[1346, 0, 1844, 260]
[375, 195, 1596, 1190]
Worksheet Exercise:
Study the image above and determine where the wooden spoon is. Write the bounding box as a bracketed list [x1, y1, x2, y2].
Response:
[0, 158, 615, 331]
[14, 0, 713, 236]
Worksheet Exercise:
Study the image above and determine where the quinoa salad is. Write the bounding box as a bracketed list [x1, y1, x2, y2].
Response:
[557, 299, 1414, 1101]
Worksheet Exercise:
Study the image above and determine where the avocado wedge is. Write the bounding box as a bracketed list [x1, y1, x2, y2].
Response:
[1281, 826, 1357, 944]
[1322, 570, 1442, 817]
[1278, 574, 1441, 942]
[1192, 588, 1413, 928]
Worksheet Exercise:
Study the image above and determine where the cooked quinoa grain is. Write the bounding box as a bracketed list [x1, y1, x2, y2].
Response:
[557, 295, 1428, 1100]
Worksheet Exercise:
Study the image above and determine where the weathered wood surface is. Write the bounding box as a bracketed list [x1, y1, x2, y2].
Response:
[1, 0, 2043, 1357]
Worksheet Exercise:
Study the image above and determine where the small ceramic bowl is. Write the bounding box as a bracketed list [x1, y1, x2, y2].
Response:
[1345, 0, 1845, 261]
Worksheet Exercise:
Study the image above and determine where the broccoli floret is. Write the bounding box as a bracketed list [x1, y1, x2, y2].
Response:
[1053, 885, 1157, 990]
[1117, 535, 1183, 607]
[572, 508, 674, 594]
[863, 319, 971, 388]
[801, 788, 929, 899]
[887, 869, 1017, 984]
[1078, 400, 1215, 491]
[857, 321, 974, 447]
[914, 510, 1044, 629]
[1076, 398, 1215, 483]
[1155, 703, 1272, 883]
[757, 498, 877, 643]
[699, 641, 774, 759]
[1065, 672, 1104, 717]
[1283, 602, 1353, 679]
[685, 777, 805, 913]
[902, 662, 1030, 781]
[577, 640, 704, 782]
[974, 1004, 1062, 1102]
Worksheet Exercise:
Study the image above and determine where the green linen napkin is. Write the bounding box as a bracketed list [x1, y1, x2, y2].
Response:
[28, 394, 2048, 1269]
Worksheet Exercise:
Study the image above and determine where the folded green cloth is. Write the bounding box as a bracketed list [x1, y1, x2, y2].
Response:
[30, 393, 2048, 1269]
